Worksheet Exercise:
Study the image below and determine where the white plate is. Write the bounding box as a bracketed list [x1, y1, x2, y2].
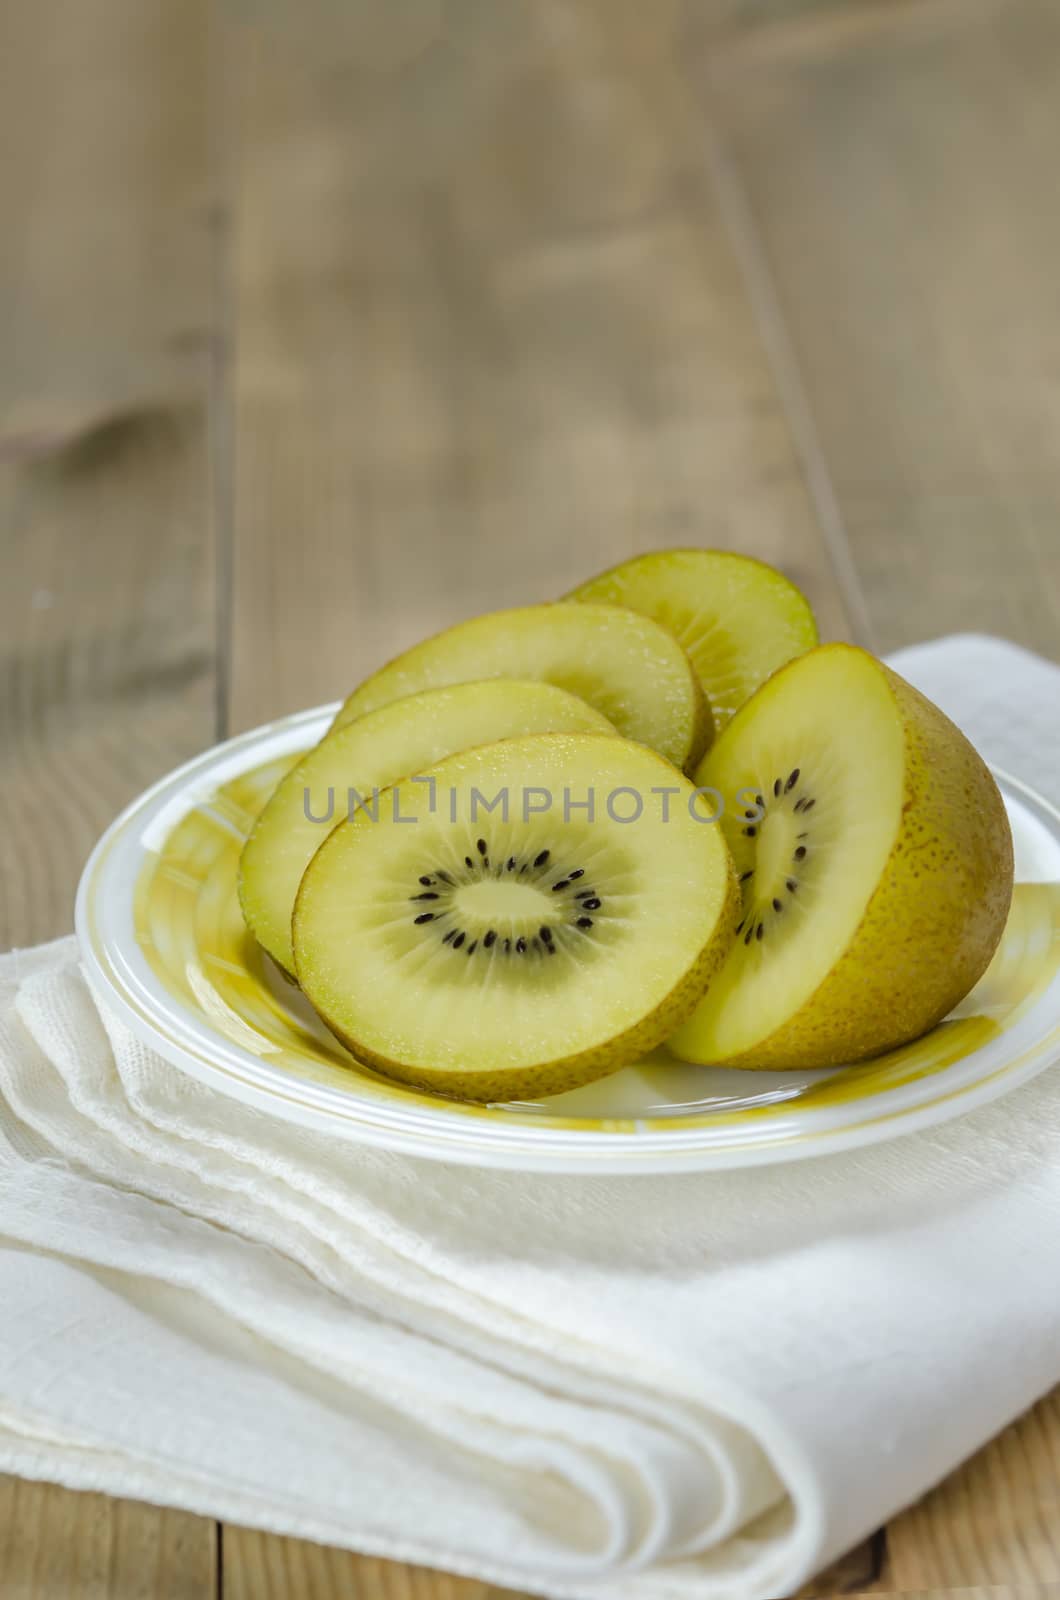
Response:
[76, 705, 1060, 1173]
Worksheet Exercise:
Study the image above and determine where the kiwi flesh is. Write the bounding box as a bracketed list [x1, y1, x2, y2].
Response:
[568, 549, 817, 728]
[667, 643, 1014, 1070]
[331, 601, 711, 773]
[238, 679, 616, 976]
[293, 734, 739, 1101]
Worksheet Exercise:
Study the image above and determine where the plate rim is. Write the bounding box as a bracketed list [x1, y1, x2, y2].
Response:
[75, 706, 1060, 1173]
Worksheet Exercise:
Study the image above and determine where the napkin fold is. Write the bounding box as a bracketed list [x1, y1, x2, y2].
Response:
[0, 634, 1058, 1600]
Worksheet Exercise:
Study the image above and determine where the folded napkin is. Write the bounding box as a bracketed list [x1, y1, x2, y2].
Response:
[1, 634, 1058, 1600]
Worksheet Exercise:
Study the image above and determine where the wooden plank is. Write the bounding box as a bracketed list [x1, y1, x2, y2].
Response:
[222, 1531, 529, 1600]
[222, 0, 853, 733]
[0, 0, 214, 456]
[884, 1392, 1060, 1590]
[0, 1479, 215, 1600]
[683, 0, 1060, 1589]
[219, 3, 867, 1596]
[0, 411, 215, 949]
[689, 0, 1060, 660]
[0, 0, 219, 1591]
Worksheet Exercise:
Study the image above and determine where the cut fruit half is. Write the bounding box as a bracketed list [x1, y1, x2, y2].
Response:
[239, 680, 615, 975]
[667, 643, 1014, 1070]
[567, 549, 817, 727]
[293, 734, 739, 1101]
[331, 602, 711, 773]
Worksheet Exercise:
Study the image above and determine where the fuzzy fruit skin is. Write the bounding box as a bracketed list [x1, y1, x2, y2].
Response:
[669, 649, 1014, 1070]
[305, 861, 741, 1103]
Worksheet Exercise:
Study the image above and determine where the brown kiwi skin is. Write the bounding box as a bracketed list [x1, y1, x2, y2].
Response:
[291, 741, 740, 1102]
[296, 857, 741, 1102]
[671, 647, 1015, 1071]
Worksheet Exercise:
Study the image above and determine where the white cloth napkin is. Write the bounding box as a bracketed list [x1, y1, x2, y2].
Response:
[0, 634, 1058, 1600]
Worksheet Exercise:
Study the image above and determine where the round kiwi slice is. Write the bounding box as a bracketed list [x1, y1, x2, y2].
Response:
[239, 680, 616, 976]
[567, 549, 817, 727]
[667, 643, 1014, 1070]
[331, 602, 711, 773]
[293, 734, 739, 1101]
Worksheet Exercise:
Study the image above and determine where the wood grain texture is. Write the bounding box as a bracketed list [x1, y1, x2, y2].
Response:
[222, 1530, 530, 1600]
[0, 0, 1057, 1595]
[219, 3, 861, 1594]
[691, 0, 1060, 660]
[0, 0, 219, 1590]
[885, 1391, 1060, 1590]
[684, 0, 1060, 1589]
[0, 1479, 215, 1600]
[0, 0, 214, 456]
[222, 0, 852, 734]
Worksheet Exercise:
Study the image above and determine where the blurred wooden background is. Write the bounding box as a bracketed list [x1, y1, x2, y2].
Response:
[1, 0, 1058, 1594]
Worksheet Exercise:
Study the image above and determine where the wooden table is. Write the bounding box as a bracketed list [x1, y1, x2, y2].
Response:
[2, 1, 1058, 1594]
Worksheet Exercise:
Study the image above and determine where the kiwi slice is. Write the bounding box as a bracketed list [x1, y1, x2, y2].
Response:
[668, 643, 1014, 1070]
[239, 680, 615, 976]
[567, 549, 817, 727]
[293, 734, 739, 1101]
[331, 602, 711, 773]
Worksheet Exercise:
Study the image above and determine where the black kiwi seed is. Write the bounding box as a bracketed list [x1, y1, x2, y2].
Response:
[786, 878, 798, 893]
[744, 826, 757, 838]
[546, 942, 557, 956]
[756, 923, 764, 941]
[411, 891, 439, 901]
[744, 926, 754, 945]
[576, 917, 593, 930]
[540, 926, 553, 943]
[464, 855, 474, 869]
[736, 918, 745, 934]
[744, 809, 757, 820]
[534, 849, 550, 868]
[576, 889, 595, 900]
[419, 875, 434, 886]
[442, 929, 456, 944]
[551, 880, 570, 892]
[803, 798, 816, 811]
[484, 930, 497, 948]
[568, 869, 585, 880]
[477, 839, 488, 856]
[467, 940, 478, 955]
[794, 845, 807, 860]
[504, 937, 512, 952]
[773, 897, 783, 912]
[756, 794, 765, 808]
[452, 932, 466, 949]
[793, 798, 805, 813]
[785, 768, 800, 792]
[414, 912, 436, 924]
[773, 778, 782, 797]
[581, 897, 602, 911]
[739, 869, 754, 882]
[506, 856, 516, 872]
[515, 937, 527, 955]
